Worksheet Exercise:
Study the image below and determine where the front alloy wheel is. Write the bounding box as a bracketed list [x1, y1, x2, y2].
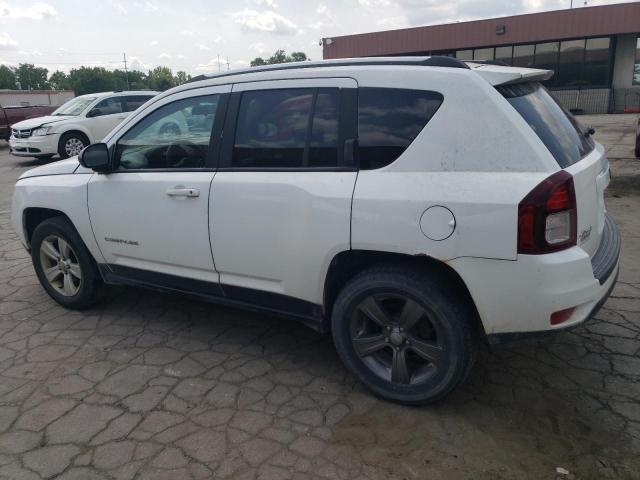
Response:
[39, 235, 82, 296]
[31, 216, 103, 309]
[64, 137, 85, 157]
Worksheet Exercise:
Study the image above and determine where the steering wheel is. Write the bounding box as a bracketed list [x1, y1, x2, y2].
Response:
[165, 142, 202, 168]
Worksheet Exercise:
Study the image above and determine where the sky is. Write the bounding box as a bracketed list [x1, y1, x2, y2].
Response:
[0, 0, 636, 76]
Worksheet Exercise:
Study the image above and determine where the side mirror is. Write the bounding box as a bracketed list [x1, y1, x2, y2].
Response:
[79, 143, 111, 173]
[87, 108, 102, 118]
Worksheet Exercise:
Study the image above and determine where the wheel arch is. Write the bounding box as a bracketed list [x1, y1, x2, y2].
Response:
[23, 207, 74, 248]
[323, 249, 486, 338]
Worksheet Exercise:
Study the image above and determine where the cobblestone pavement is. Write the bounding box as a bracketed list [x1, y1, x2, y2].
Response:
[0, 114, 639, 480]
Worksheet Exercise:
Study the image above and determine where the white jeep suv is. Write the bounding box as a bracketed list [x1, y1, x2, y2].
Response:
[9, 90, 158, 160]
[11, 57, 620, 404]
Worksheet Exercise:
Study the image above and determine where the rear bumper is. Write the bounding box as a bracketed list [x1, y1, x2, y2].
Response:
[449, 213, 621, 342]
[9, 134, 59, 157]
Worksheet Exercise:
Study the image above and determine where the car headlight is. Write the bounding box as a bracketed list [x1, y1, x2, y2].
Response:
[32, 126, 50, 136]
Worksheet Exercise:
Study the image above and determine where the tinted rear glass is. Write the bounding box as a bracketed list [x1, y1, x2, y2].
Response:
[358, 88, 443, 170]
[497, 82, 594, 167]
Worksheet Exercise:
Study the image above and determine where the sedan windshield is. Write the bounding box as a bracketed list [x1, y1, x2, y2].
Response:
[52, 97, 97, 116]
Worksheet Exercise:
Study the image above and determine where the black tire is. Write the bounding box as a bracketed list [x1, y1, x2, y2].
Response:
[31, 216, 104, 309]
[331, 264, 477, 405]
[58, 132, 88, 159]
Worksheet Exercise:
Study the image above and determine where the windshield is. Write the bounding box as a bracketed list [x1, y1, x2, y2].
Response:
[497, 82, 594, 168]
[52, 96, 97, 116]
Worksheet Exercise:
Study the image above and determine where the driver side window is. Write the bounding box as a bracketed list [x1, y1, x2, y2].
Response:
[115, 95, 219, 170]
[90, 97, 124, 117]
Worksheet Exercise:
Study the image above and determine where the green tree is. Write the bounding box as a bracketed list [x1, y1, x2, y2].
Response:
[16, 63, 49, 90]
[48, 70, 69, 90]
[250, 57, 267, 67]
[147, 66, 175, 91]
[0, 65, 16, 89]
[289, 52, 308, 62]
[174, 70, 191, 85]
[250, 50, 309, 67]
[66, 66, 115, 95]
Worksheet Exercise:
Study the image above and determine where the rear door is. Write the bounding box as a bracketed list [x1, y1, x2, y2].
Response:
[209, 78, 358, 308]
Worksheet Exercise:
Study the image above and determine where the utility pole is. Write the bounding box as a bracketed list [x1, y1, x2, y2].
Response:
[226, 57, 230, 71]
[122, 52, 130, 90]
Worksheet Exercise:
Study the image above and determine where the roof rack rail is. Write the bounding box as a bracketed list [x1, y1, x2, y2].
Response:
[187, 55, 470, 84]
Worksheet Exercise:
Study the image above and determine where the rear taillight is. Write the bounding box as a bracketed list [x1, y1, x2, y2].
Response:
[518, 170, 577, 254]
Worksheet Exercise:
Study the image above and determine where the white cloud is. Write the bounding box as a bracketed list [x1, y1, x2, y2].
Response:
[255, 0, 278, 8]
[150, 40, 159, 46]
[109, 0, 127, 15]
[232, 8, 299, 35]
[142, 1, 158, 12]
[128, 56, 151, 72]
[195, 57, 224, 72]
[159, 52, 172, 59]
[308, 3, 338, 31]
[198, 44, 210, 51]
[181, 29, 195, 37]
[0, 32, 17, 50]
[0, 1, 56, 20]
[249, 41, 267, 54]
[18, 49, 43, 56]
[357, 0, 391, 6]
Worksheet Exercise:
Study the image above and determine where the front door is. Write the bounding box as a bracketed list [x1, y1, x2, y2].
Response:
[210, 78, 358, 309]
[86, 96, 129, 142]
[88, 85, 230, 287]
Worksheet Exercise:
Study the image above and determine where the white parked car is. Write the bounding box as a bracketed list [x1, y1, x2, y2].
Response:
[11, 57, 620, 404]
[9, 91, 158, 159]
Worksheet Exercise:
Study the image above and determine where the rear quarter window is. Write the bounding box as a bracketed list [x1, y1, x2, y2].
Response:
[358, 88, 443, 170]
[497, 82, 594, 168]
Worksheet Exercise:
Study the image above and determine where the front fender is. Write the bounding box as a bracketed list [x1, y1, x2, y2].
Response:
[12, 173, 105, 264]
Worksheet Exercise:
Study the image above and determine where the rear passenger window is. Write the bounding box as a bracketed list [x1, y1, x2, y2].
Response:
[125, 95, 154, 112]
[358, 88, 443, 170]
[233, 88, 339, 168]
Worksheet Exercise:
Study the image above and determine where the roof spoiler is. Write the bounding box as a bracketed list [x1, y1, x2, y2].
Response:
[466, 62, 554, 86]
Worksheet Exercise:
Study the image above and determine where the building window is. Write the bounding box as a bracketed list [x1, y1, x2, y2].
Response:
[473, 48, 494, 61]
[534, 42, 560, 86]
[557, 39, 586, 88]
[494, 46, 513, 64]
[455, 50, 473, 61]
[452, 36, 612, 88]
[513, 44, 535, 68]
[632, 37, 640, 86]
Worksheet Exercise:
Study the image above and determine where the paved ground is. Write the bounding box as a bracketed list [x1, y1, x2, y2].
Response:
[0, 114, 639, 480]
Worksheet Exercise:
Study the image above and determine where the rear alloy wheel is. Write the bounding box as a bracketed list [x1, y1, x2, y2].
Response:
[332, 265, 477, 405]
[351, 293, 444, 386]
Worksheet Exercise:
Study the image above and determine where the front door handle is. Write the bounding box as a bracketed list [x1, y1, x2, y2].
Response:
[166, 187, 200, 197]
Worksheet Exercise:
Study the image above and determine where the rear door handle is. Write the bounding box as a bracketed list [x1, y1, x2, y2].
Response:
[166, 187, 200, 197]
